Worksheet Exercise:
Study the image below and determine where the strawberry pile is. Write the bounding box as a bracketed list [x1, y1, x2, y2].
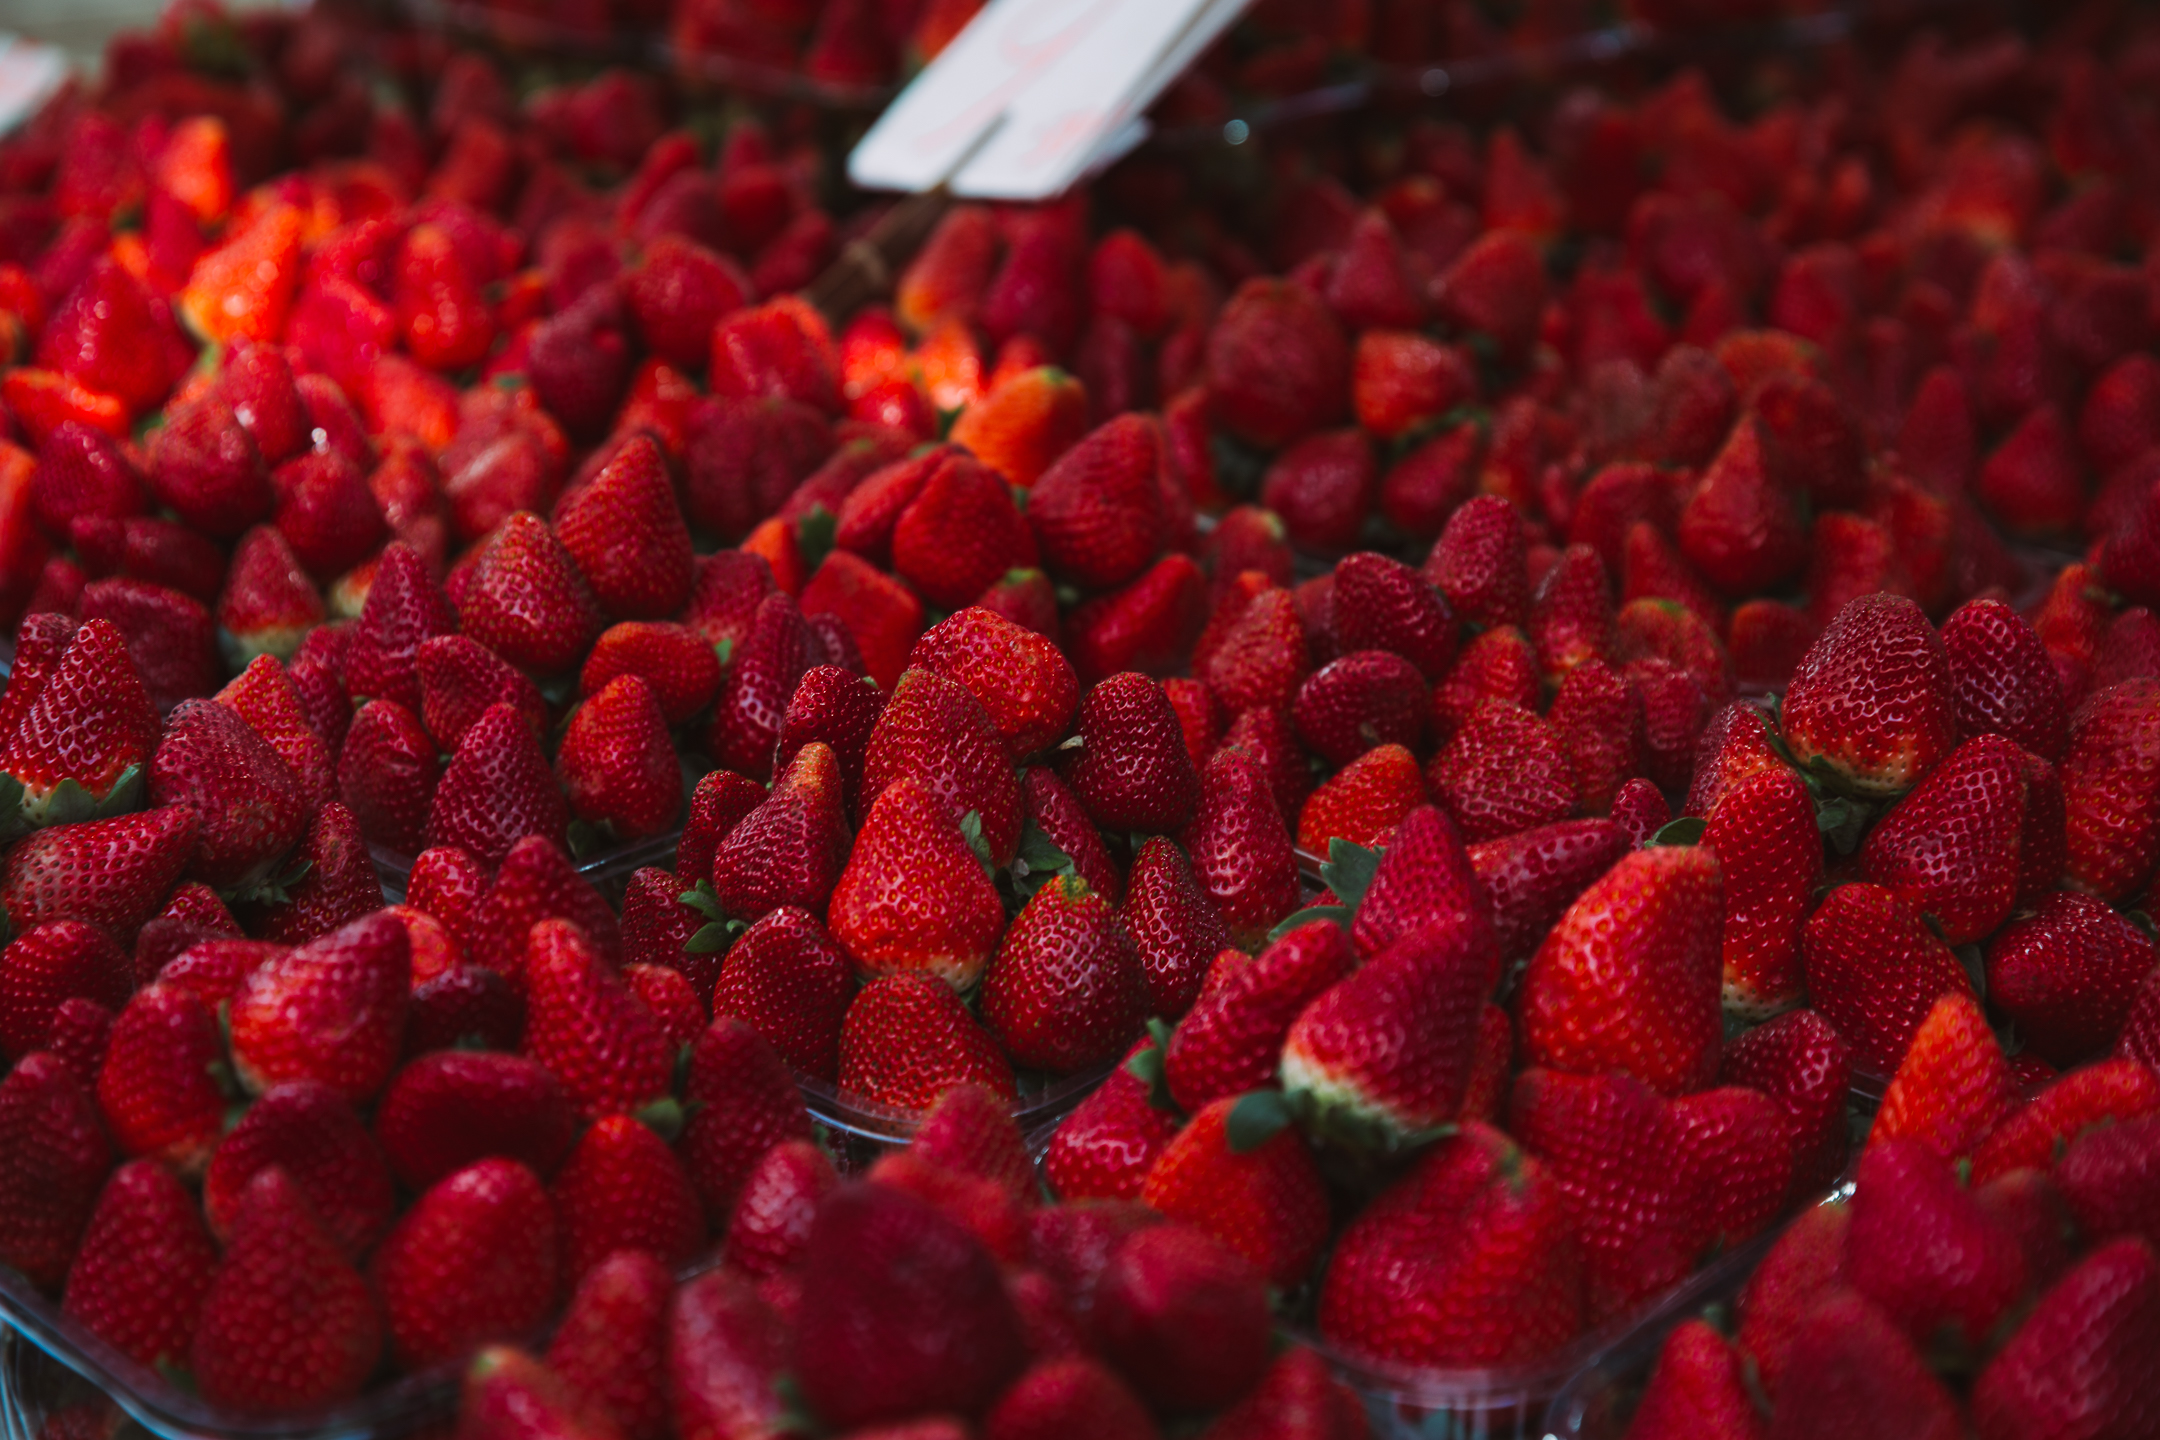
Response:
[0, 0, 2159, 1430]
[1605, 989, 2160, 1440]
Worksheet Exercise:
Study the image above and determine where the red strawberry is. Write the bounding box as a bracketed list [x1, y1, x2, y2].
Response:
[1425, 489, 1529, 638]
[1332, 550, 1457, 681]
[458, 512, 604, 679]
[372, 1157, 559, 1371]
[1869, 991, 2015, 1162]
[1781, 594, 1960, 799]
[709, 907, 852, 1083]
[1043, 1039, 1181, 1203]
[2056, 1115, 2160, 1250]
[674, 1017, 811, 1228]
[338, 699, 439, 856]
[1433, 228, 1548, 359]
[1299, 743, 1425, 854]
[0, 1051, 109, 1291]
[709, 590, 815, 783]
[1026, 414, 1165, 593]
[271, 450, 385, 584]
[3, 805, 200, 937]
[469, 836, 620, 986]
[828, 767, 1004, 985]
[1804, 884, 1978, 1079]
[1064, 552, 1208, 686]
[30, 423, 147, 541]
[346, 542, 456, 715]
[1701, 765, 1820, 1019]
[891, 451, 1037, 610]
[529, 292, 631, 443]
[418, 633, 549, 755]
[553, 1113, 704, 1282]
[553, 434, 694, 624]
[544, 1250, 673, 1440]
[710, 740, 849, 923]
[1119, 836, 1230, 1021]
[1380, 419, 1484, 544]
[791, 1182, 1026, 1429]
[1859, 732, 2030, 944]
[772, 664, 886, 818]
[1969, 1237, 2160, 1440]
[0, 616, 158, 827]
[461, 1345, 621, 1440]
[557, 675, 680, 840]
[46, 996, 116, 1089]
[94, 980, 227, 1173]
[0, 920, 131, 1060]
[837, 974, 1017, 1113]
[190, 1167, 383, 1414]
[521, 919, 672, 1121]
[1978, 403, 2087, 539]
[1467, 818, 1628, 968]
[228, 912, 410, 1103]
[579, 623, 718, 730]
[1971, 1059, 2160, 1184]
[149, 697, 310, 892]
[1846, 1135, 2028, 1349]
[1060, 671, 1201, 837]
[862, 666, 1025, 868]
[1021, 766, 1121, 905]
[664, 1269, 787, 1440]
[711, 297, 838, 414]
[1549, 659, 1642, 816]
[216, 655, 335, 808]
[984, 1357, 1158, 1440]
[1428, 700, 1578, 844]
[1290, 650, 1424, 767]
[1527, 544, 1616, 687]
[976, 567, 1065, 646]
[1721, 1008, 1855, 1196]
[41, 257, 173, 417]
[1519, 843, 1723, 1095]
[1760, 1290, 1961, 1440]
[202, 1080, 393, 1256]
[1166, 919, 1354, 1114]
[1095, 1226, 1277, 1417]
[1180, 748, 1301, 949]
[147, 394, 273, 540]
[911, 606, 1078, 763]
[1676, 419, 1806, 599]
[1204, 279, 1347, 449]
[1613, 1320, 1766, 1440]
[428, 703, 571, 869]
[2058, 677, 2160, 903]
[80, 576, 220, 716]
[1430, 625, 1541, 743]
[1140, 1095, 1330, 1289]
[1260, 431, 1374, 557]
[981, 875, 1144, 1074]
[60, 1158, 217, 1369]
[622, 233, 750, 371]
[375, 1051, 576, 1192]
[1991, 892, 2157, 1068]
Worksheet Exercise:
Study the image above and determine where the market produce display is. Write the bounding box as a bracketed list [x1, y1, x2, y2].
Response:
[1, 0, 2160, 1434]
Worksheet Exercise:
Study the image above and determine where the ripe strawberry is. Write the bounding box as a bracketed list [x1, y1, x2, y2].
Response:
[2056, 1115, 2160, 1250]
[148, 698, 310, 892]
[863, 665, 1024, 866]
[529, 291, 632, 443]
[1519, 843, 1723, 1095]
[1165, 917, 1353, 1114]
[375, 1051, 576, 1192]
[544, 1250, 673, 1440]
[1859, 732, 2030, 944]
[1290, 650, 1424, 767]
[428, 703, 571, 869]
[911, 607, 1078, 763]
[3, 805, 200, 937]
[1140, 1095, 1330, 1289]
[1695, 764, 1819, 1020]
[1299, 743, 1425, 853]
[337, 699, 439, 856]
[0, 616, 158, 827]
[215, 656, 334, 809]
[2058, 677, 2160, 903]
[1021, 765, 1121, 905]
[664, 1268, 788, 1440]
[1765, 1290, 1963, 1440]
[41, 258, 173, 417]
[1351, 330, 1471, 441]
[675, 1018, 812, 1226]
[345, 542, 456, 715]
[975, 566, 1064, 647]
[891, 450, 1038, 610]
[157, 937, 287, 1010]
[837, 974, 1016, 1112]
[1969, 1237, 2160, 1440]
[0, 1051, 109, 1292]
[270, 449, 385, 585]
[45, 997, 115, 1089]
[1722, 1006, 1855, 1197]
[1216, 705, 1316, 822]
[147, 393, 273, 541]
[1804, 880, 1979, 1080]
[1091, 1229, 1276, 1421]
[1548, 659, 1642, 816]
[1463, 818, 1623, 969]
[0, 920, 131, 1060]
[1026, 414, 1165, 593]
[1972, 1059, 2160, 1185]
[29, 423, 145, 542]
[942, 366, 1086, 491]
[1181, 748, 1301, 949]
[459, 512, 605, 680]
[710, 741, 849, 923]
[79, 577, 220, 716]
[1978, 403, 2087, 538]
[1119, 836, 1230, 1021]
[553, 434, 694, 623]
[227, 911, 409, 1104]
[707, 590, 813, 783]
[202, 1080, 393, 1256]
[980, 875, 1144, 1074]
[1621, 1319, 1763, 1440]
[1869, 991, 2015, 1162]
[60, 1158, 217, 1369]
[1200, 586, 1312, 720]
[1042, 1039, 1180, 1204]
[191, 1166, 382, 1414]
[984, 1357, 1158, 1440]
[372, 1157, 559, 1371]
[580, 623, 720, 730]
[1781, 594, 1960, 799]
[1429, 625, 1540, 744]
[522, 919, 672, 1121]
[1260, 431, 1375, 556]
[1429, 700, 1579, 845]
[1433, 227, 1548, 359]
[1064, 552, 1208, 685]
[461, 1345, 622, 1440]
[622, 234, 750, 372]
[1990, 892, 2157, 1068]
[1527, 544, 1616, 687]
[469, 836, 621, 986]
[416, 634, 548, 756]
[765, 667, 880, 822]
[1675, 419, 1806, 599]
[1203, 279, 1347, 448]
[1845, 1135, 2028, 1351]
[557, 676, 680, 840]
[1060, 671, 1202, 837]
[553, 1113, 705, 1282]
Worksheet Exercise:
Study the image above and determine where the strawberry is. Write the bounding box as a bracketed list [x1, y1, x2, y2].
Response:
[1298, 742, 1425, 853]
[891, 450, 1038, 610]
[711, 297, 838, 414]
[1429, 700, 1579, 844]
[1969, 1237, 2160, 1440]
[1216, 706, 1316, 823]
[684, 397, 832, 546]
[191, 1166, 382, 1414]
[1433, 228, 1548, 360]
[147, 393, 272, 541]
[0, 615, 75, 758]
[553, 1113, 705, 1282]
[664, 1268, 789, 1440]
[1027, 413, 1166, 592]
[462, 1345, 622, 1440]
[1549, 659, 1642, 816]
[1098, 1226, 1278, 1417]
[837, 974, 1016, 1112]
[158, 936, 287, 1011]
[708, 590, 813, 783]
[40, 258, 174, 417]
[1763, 1290, 1962, 1440]
[1430, 625, 1541, 743]
[557, 675, 680, 840]
[1166, 918, 1355, 1114]
[1978, 403, 2087, 539]
[984, 1357, 1158, 1440]
[1260, 431, 1375, 556]
[1621, 1320, 1763, 1440]
[1351, 330, 1471, 440]
[0, 920, 131, 1060]
[1860, 732, 2032, 944]
[1425, 494, 1533, 626]
[1781, 594, 1960, 799]
[1064, 552, 1208, 685]
[976, 567, 1065, 646]
[404, 843, 491, 947]
[540, 1251, 672, 1440]
[978, 214, 1083, 355]
[863, 665, 1024, 868]
[1290, 650, 1424, 767]
[766, 667, 881, 822]
[216, 656, 335, 809]
[522, 918, 672, 1121]
[1205, 279, 1348, 448]
[0, 1051, 109, 1292]
[528, 291, 632, 443]
[1804, 879, 1979, 1080]
[1528, 544, 1616, 687]
[1972, 1059, 2160, 1184]
[1868, 991, 2014, 1163]
[710, 741, 850, 923]
[1196, 1345, 1374, 1439]
[981, 875, 1144, 1074]
[79, 577, 220, 715]
[1722, 1006, 1855, 1197]
[1467, 818, 1628, 968]
[30, 424, 146, 547]
[0, 616, 158, 827]
[428, 703, 571, 869]
[1379, 419, 1484, 544]
[372, 1157, 559, 1371]
[375, 1051, 576, 1194]
[1180, 748, 1301, 949]
[337, 700, 439, 856]
[1140, 1095, 1330, 1289]
[94, 977, 229, 1173]
[1021, 765, 1121, 905]
[1519, 843, 1723, 1095]
[149, 697, 311, 892]
[1699, 765, 1820, 1019]
[1991, 892, 2157, 1068]
[1043, 1039, 1180, 1204]
[792, 1182, 1027, 1429]
[1845, 1135, 2028, 1350]
[1120, 837, 1230, 1021]
[676, 1018, 812, 1226]
[3, 805, 200, 937]
[622, 234, 749, 372]
[202, 1080, 394, 1256]
[459, 512, 605, 680]
[1346, 802, 1482, 960]
[60, 1158, 217, 1369]
[227, 911, 409, 1104]
[1061, 671, 1202, 837]
[911, 606, 1078, 763]
[271, 450, 385, 584]
[346, 541, 457, 715]
[2058, 677, 2160, 903]
[580, 623, 720, 730]
[553, 434, 694, 623]
[2056, 1115, 2160, 1250]
[421, 633, 550, 754]
[469, 836, 621, 986]
[1201, 587, 1313, 718]
[1332, 551, 1458, 682]
[45, 997, 115, 1089]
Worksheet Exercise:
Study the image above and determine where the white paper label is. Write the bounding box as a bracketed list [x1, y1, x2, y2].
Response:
[849, 0, 1251, 200]
[0, 35, 67, 139]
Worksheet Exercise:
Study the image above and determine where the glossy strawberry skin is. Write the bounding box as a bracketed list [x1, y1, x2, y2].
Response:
[1179, 748, 1301, 950]
[370, 1157, 560, 1372]
[1140, 1097, 1332, 1290]
[1704, 765, 1820, 1018]
[711, 906, 854, 1083]
[1803, 883, 1978, 1079]
[60, 1158, 219, 1370]
[1859, 733, 2031, 945]
[2058, 677, 2160, 904]
[836, 974, 1017, 1113]
[1943, 596, 2067, 761]
[1781, 594, 1960, 799]
[0, 1051, 111, 1291]
[980, 875, 1145, 1075]
[909, 606, 1079, 763]
[1060, 671, 1202, 837]
[1991, 892, 2158, 1068]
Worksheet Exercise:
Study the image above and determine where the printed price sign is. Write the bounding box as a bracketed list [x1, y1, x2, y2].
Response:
[849, 0, 1250, 199]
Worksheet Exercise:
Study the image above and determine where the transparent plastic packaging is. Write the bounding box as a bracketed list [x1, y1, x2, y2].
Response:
[802, 1061, 1118, 1172]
